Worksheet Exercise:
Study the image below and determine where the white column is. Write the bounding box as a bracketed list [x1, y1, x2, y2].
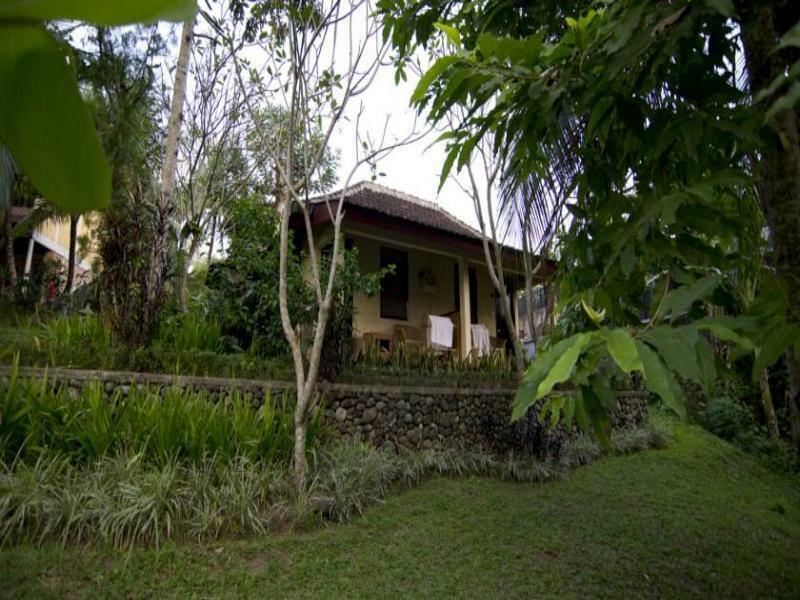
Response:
[512, 291, 520, 338]
[458, 257, 471, 359]
[23, 236, 34, 279]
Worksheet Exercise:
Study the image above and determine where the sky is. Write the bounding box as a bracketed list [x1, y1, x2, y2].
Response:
[330, 63, 481, 229]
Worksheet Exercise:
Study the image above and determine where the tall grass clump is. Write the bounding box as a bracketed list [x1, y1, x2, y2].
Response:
[43, 314, 113, 369]
[152, 312, 224, 354]
[0, 454, 295, 547]
[0, 362, 323, 468]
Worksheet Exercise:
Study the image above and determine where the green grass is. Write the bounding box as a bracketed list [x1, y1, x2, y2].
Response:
[2, 422, 798, 598]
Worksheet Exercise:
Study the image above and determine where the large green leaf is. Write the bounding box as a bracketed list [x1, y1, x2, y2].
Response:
[512, 334, 591, 421]
[604, 328, 643, 373]
[656, 274, 721, 321]
[411, 55, 459, 105]
[634, 340, 686, 419]
[0, 0, 196, 25]
[434, 22, 461, 47]
[536, 333, 593, 398]
[476, 33, 543, 64]
[695, 335, 716, 396]
[695, 317, 755, 350]
[752, 324, 800, 380]
[0, 26, 110, 212]
[640, 325, 704, 387]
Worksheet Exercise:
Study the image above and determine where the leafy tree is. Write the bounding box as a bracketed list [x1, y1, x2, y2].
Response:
[380, 0, 800, 443]
[246, 105, 340, 202]
[207, 195, 385, 380]
[174, 31, 252, 312]
[224, 0, 422, 489]
[78, 26, 171, 343]
[206, 195, 309, 357]
[155, 17, 195, 316]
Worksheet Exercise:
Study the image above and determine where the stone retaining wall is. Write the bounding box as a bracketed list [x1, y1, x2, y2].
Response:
[0, 366, 648, 456]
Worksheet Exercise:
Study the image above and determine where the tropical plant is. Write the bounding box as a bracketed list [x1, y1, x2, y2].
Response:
[0, 364, 323, 468]
[78, 25, 172, 344]
[0, 0, 197, 213]
[380, 0, 800, 444]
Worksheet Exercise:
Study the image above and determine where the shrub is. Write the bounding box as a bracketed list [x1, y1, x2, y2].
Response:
[700, 393, 797, 473]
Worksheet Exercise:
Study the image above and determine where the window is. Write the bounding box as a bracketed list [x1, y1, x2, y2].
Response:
[380, 246, 408, 320]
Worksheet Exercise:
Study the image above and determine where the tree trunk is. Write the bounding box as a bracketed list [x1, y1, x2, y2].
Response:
[499, 293, 525, 378]
[760, 368, 780, 438]
[521, 229, 538, 344]
[150, 19, 194, 319]
[178, 234, 200, 312]
[739, 3, 800, 450]
[206, 212, 217, 267]
[3, 206, 16, 287]
[292, 413, 308, 491]
[64, 214, 79, 294]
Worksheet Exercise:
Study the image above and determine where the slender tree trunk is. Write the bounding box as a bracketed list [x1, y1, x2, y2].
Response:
[499, 292, 525, 377]
[3, 207, 16, 287]
[740, 4, 800, 450]
[178, 234, 200, 312]
[760, 368, 780, 438]
[150, 19, 194, 320]
[64, 214, 79, 294]
[293, 410, 308, 491]
[206, 212, 217, 267]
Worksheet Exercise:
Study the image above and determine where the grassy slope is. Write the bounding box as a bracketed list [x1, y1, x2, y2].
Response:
[2, 423, 799, 599]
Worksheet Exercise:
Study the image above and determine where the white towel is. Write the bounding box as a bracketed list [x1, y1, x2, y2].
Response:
[470, 324, 491, 357]
[427, 315, 454, 349]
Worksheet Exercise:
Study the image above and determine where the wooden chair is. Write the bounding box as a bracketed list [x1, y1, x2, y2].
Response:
[393, 325, 424, 355]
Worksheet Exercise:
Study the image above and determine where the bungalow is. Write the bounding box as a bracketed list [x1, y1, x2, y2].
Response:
[293, 181, 550, 359]
[6, 206, 96, 288]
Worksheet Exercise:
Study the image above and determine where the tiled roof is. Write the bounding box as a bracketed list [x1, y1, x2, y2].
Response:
[311, 181, 482, 240]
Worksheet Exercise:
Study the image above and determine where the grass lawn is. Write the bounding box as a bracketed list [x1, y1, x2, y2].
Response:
[2, 422, 799, 598]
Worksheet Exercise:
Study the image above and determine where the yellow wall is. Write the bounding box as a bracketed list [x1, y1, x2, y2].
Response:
[341, 225, 498, 340]
[37, 213, 99, 267]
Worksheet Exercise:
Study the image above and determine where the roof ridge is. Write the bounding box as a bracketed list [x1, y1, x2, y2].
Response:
[352, 180, 441, 211]
[342, 180, 482, 235]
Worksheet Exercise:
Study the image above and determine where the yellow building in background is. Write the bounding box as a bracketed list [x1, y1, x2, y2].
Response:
[9, 205, 98, 288]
